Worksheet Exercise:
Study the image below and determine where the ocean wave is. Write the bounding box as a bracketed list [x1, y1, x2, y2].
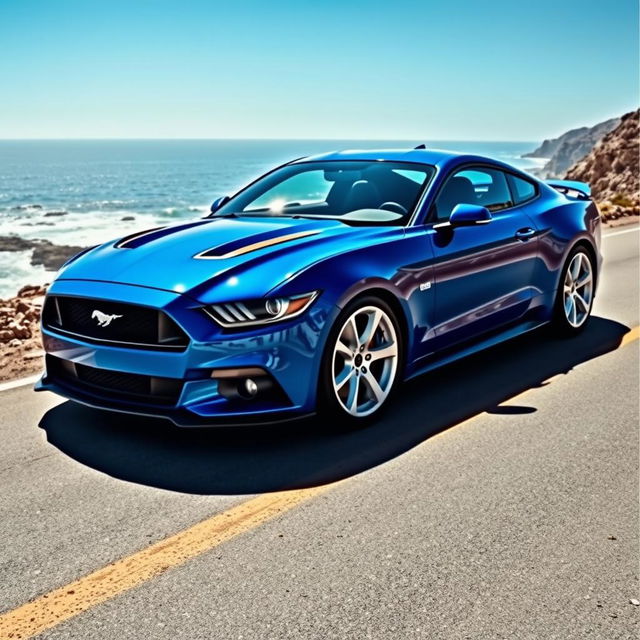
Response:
[523, 157, 549, 166]
[0, 209, 174, 247]
[84, 199, 136, 209]
[0, 249, 50, 299]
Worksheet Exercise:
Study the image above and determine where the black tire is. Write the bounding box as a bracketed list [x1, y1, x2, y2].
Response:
[551, 245, 595, 336]
[317, 295, 404, 429]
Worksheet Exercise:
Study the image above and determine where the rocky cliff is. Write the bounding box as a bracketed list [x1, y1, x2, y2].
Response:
[565, 110, 639, 222]
[524, 117, 620, 178]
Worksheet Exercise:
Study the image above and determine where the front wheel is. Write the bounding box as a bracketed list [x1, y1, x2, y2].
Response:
[552, 247, 595, 335]
[318, 297, 403, 427]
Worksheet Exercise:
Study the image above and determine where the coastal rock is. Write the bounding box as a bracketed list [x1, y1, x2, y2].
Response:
[16, 300, 32, 314]
[11, 204, 43, 210]
[0, 290, 42, 340]
[44, 210, 68, 217]
[524, 117, 620, 178]
[565, 110, 639, 222]
[24, 349, 44, 360]
[0, 235, 34, 251]
[20, 222, 55, 227]
[0, 284, 48, 381]
[0, 236, 86, 271]
[30, 241, 85, 270]
[17, 284, 48, 298]
[121, 215, 135, 221]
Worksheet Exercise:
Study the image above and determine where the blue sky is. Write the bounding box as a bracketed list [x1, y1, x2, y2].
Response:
[0, 0, 637, 140]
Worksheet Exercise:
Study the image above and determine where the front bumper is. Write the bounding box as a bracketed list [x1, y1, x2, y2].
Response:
[36, 280, 337, 427]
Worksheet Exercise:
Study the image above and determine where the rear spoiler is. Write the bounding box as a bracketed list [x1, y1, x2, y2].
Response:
[546, 179, 591, 200]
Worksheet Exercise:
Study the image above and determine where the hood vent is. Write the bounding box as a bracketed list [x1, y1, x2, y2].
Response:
[194, 229, 320, 260]
[115, 220, 212, 249]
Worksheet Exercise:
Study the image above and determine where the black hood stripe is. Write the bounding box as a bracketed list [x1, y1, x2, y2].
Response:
[115, 220, 212, 249]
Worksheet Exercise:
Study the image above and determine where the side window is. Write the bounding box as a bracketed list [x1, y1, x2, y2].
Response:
[433, 166, 513, 221]
[507, 174, 537, 204]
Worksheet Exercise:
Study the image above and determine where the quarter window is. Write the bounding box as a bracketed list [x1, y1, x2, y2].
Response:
[507, 174, 537, 204]
[433, 166, 513, 221]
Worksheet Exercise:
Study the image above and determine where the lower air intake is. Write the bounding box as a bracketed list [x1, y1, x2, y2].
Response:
[46, 355, 183, 406]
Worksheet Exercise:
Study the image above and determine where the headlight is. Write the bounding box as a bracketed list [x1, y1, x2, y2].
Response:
[204, 291, 319, 328]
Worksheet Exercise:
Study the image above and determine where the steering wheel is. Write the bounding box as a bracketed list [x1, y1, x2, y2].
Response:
[379, 201, 408, 215]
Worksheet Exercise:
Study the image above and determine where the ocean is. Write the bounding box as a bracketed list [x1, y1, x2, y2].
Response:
[0, 139, 545, 298]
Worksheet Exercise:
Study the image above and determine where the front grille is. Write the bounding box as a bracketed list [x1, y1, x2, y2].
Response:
[46, 355, 183, 406]
[42, 296, 189, 351]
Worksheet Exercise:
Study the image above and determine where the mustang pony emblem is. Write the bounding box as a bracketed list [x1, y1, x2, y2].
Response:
[91, 310, 123, 327]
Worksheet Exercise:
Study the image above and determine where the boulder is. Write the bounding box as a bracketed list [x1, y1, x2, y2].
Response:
[30, 241, 85, 270]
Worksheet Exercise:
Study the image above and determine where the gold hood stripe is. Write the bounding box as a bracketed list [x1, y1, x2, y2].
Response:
[194, 230, 321, 260]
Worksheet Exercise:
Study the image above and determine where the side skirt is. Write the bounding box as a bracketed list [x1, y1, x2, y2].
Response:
[405, 319, 549, 381]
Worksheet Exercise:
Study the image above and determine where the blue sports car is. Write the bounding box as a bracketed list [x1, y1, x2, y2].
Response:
[36, 148, 602, 427]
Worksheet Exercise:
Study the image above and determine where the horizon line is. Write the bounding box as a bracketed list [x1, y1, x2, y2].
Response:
[0, 136, 539, 143]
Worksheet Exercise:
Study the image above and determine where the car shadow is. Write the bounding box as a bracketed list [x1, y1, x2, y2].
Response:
[39, 316, 631, 495]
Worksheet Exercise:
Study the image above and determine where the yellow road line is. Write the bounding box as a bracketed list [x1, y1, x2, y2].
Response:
[1, 325, 638, 640]
[0, 485, 332, 640]
[621, 325, 640, 348]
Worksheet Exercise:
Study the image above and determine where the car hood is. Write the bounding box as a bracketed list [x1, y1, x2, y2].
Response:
[59, 216, 402, 302]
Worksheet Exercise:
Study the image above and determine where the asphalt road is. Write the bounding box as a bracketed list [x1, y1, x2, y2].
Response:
[1, 226, 638, 640]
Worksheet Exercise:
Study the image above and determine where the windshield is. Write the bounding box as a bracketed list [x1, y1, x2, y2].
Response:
[213, 160, 435, 225]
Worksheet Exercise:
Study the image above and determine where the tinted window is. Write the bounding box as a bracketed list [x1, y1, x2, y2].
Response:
[433, 166, 513, 221]
[507, 174, 537, 204]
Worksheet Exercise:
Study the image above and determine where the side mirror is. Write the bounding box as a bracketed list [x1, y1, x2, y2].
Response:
[449, 203, 492, 227]
[210, 195, 230, 214]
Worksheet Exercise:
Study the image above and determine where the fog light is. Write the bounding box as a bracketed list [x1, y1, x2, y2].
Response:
[212, 367, 280, 402]
[243, 378, 258, 397]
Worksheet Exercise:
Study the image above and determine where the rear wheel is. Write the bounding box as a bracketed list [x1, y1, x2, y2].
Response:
[552, 247, 595, 335]
[318, 297, 403, 427]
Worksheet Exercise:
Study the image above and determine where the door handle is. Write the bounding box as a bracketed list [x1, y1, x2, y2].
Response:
[515, 227, 536, 240]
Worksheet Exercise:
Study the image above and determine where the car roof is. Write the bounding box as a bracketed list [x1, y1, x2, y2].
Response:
[293, 147, 530, 175]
